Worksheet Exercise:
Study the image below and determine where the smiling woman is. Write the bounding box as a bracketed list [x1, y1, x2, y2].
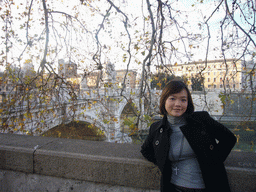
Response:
[159, 80, 194, 117]
[141, 79, 236, 192]
[164, 89, 188, 117]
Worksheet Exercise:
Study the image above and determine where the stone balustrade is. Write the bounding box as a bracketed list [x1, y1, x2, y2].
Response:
[0, 133, 255, 192]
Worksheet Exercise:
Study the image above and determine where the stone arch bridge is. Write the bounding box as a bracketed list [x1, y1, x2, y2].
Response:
[3, 87, 253, 143]
[1, 88, 155, 143]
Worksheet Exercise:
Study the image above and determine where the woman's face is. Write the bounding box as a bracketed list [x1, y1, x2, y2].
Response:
[165, 88, 188, 117]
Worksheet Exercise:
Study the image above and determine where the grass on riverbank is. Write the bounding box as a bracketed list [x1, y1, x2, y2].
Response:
[42, 121, 106, 141]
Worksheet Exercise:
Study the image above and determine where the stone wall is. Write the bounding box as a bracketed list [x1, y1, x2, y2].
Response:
[0, 133, 255, 192]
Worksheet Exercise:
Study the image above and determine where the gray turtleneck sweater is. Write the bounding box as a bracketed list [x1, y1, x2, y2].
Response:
[167, 115, 205, 189]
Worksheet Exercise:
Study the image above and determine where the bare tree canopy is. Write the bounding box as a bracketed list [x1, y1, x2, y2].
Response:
[0, 0, 255, 144]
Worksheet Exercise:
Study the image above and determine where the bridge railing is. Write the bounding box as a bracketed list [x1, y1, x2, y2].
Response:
[0, 133, 255, 192]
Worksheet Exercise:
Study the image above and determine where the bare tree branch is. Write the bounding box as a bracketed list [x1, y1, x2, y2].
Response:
[39, 0, 49, 73]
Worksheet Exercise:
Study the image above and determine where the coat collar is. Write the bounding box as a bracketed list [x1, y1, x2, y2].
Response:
[157, 113, 203, 131]
[185, 112, 205, 126]
[156, 115, 170, 131]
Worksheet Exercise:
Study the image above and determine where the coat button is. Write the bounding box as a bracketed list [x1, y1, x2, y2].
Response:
[155, 140, 159, 145]
[160, 128, 163, 133]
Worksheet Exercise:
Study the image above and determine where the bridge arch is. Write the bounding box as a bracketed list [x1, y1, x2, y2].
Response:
[118, 98, 140, 134]
[76, 115, 106, 132]
[117, 98, 141, 117]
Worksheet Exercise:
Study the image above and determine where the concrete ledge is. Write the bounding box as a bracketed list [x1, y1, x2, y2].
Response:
[227, 167, 256, 192]
[0, 133, 160, 190]
[34, 149, 160, 189]
[0, 145, 34, 173]
[0, 169, 159, 192]
[0, 133, 256, 192]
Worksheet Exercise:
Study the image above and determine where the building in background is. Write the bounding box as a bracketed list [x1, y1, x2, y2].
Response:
[0, 65, 22, 95]
[86, 71, 101, 88]
[157, 59, 256, 91]
[58, 59, 78, 78]
[116, 70, 137, 89]
[85, 69, 137, 89]
[58, 59, 80, 90]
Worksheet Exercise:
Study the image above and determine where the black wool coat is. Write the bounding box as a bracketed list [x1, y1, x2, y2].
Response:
[141, 111, 236, 192]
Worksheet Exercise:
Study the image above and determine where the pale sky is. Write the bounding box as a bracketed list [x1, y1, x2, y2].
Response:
[0, 0, 255, 73]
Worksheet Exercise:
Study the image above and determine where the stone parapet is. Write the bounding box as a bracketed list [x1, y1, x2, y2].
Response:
[0, 133, 256, 192]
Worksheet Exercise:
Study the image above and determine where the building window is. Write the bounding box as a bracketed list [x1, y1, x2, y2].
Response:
[214, 78, 216, 82]
[208, 78, 210, 82]
[214, 84, 216, 88]
[220, 84, 223, 88]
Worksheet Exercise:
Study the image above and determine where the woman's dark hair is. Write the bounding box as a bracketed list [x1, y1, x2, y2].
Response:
[159, 79, 194, 115]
